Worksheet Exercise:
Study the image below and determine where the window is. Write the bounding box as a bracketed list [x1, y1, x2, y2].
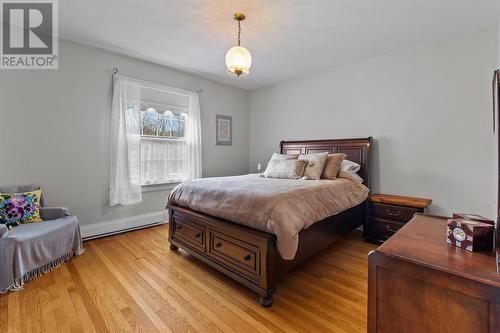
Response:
[110, 76, 202, 206]
[136, 86, 197, 186]
[136, 103, 189, 185]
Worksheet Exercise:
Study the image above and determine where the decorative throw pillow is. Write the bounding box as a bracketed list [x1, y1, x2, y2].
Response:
[341, 159, 361, 173]
[0, 190, 42, 226]
[321, 153, 347, 179]
[298, 152, 329, 180]
[337, 170, 364, 183]
[270, 153, 299, 161]
[263, 159, 307, 179]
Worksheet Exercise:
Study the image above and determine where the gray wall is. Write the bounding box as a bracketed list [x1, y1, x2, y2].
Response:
[249, 27, 498, 217]
[1, 26, 497, 226]
[0, 39, 249, 226]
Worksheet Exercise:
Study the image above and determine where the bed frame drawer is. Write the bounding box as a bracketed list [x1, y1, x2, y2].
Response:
[207, 229, 260, 281]
[171, 217, 205, 251]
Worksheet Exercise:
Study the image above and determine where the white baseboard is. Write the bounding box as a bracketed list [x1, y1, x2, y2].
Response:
[81, 210, 168, 240]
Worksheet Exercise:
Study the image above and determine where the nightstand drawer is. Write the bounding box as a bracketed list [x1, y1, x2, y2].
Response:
[365, 193, 431, 244]
[372, 203, 419, 223]
[372, 218, 404, 239]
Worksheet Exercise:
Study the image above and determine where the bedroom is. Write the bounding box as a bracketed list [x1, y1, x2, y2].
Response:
[0, 0, 499, 332]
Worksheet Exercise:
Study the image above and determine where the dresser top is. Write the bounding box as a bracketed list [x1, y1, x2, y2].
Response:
[369, 193, 432, 209]
[377, 214, 500, 287]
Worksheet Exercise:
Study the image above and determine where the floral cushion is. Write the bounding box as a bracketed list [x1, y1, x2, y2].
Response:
[0, 190, 42, 226]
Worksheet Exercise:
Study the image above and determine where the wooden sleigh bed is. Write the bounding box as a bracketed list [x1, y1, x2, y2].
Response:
[167, 137, 372, 307]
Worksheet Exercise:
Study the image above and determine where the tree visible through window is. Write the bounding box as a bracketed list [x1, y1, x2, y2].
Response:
[140, 108, 186, 138]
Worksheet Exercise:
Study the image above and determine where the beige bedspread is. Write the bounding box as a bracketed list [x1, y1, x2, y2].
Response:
[168, 174, 369, 260]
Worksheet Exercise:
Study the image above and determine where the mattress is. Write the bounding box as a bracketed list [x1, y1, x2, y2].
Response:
[168, 174, 369, 259]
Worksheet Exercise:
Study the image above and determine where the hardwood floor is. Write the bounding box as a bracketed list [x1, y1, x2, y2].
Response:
[0, 225, 376, 333]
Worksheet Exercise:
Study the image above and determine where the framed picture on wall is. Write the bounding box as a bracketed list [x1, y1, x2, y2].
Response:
[216, 115, 232, 145]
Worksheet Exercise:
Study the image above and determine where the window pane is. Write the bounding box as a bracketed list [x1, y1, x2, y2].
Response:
[142, 108, 158, 136]
[179, 113, 187, 137]
[140, 137, 187, 184]
[158, 111, 172, 137]
[126, 105, 140, 132]
[157, 111, 186, 138]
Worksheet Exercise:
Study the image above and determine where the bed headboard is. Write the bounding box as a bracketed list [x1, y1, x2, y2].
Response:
[280, 137, 373, 188]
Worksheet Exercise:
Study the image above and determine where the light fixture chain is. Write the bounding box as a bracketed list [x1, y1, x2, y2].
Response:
[237, 20, 241, 46]
[226, 12, 251, 77]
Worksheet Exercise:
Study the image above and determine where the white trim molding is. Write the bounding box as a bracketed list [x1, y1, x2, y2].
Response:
[81, 210, 168, 240]
[141, 182, 180, 193]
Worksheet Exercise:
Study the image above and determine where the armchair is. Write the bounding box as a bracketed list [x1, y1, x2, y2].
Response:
[40, 206, 70, 220]
[0, 184, 84, 292]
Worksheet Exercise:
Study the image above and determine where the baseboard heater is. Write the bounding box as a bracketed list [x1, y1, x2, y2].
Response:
[81, 211, 168, 241]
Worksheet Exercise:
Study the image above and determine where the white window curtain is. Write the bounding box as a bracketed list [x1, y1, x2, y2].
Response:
[110, 75, 202, 206]
[184, 93, 202, 180]
[110, 76, 142, 206]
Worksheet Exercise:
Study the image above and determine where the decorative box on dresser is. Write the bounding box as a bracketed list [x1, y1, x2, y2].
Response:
[364, 193, 432, 244]
[368, 214, 500, 333]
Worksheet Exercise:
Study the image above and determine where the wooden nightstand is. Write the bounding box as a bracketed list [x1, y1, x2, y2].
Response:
[364, 193, 432, 244]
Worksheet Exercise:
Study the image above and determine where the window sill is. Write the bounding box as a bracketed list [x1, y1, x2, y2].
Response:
[141, 182, 181, 193]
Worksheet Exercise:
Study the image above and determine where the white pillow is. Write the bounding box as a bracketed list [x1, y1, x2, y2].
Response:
[270, 153, 299, 161]
[341, 159, 361, 173]
[298, 152, 329, 180]
[337, 170, 364, 183]
[263, 159, 307, 179]
[347, 170, 364, 183]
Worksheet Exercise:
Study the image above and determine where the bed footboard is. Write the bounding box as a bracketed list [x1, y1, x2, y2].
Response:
[167, 204, 278, 306]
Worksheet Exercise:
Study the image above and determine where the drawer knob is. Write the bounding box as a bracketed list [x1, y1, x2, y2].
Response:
[176, 225, 182, 230]
[385, 209, 401, 217]
[243, 254, 251, 261]
[386, 225, 399, 233]
[215, 242, 222, 248]
[195, 233, 201, 238]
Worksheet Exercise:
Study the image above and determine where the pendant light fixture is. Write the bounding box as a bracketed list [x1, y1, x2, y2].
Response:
[225, 12, 252, 77]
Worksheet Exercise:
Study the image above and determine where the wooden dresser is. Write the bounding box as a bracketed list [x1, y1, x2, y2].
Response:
[365, 194, 432, 244]
[368, 214, 500, 333]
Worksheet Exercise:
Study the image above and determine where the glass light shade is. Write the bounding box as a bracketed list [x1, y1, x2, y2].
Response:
[225, 46, 252, 76]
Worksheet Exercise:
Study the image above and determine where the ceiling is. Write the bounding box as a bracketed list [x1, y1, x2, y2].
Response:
[59, 0, 500, 90]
